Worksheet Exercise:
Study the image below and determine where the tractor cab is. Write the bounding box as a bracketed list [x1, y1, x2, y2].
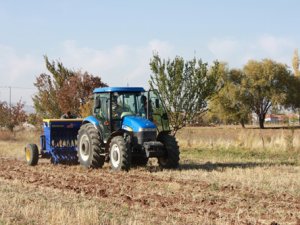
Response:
[91, 87, 170, 142]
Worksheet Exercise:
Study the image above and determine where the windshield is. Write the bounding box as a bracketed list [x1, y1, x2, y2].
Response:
[112, 92, 147, 119]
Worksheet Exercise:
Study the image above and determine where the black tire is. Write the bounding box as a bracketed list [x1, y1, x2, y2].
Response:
[77, 123, 105, 168]
[131, 156, 148, 167]
[25, 144, 39, 166]
[109, 136, 131, 171]
[157, 133, 180, 169]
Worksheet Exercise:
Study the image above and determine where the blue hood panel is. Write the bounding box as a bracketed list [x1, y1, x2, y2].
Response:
[122, 116, 156, 132]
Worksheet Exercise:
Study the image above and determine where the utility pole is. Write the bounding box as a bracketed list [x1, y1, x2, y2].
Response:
[0, 86, 34, 105]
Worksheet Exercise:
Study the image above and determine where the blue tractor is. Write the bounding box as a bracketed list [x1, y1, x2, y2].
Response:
[25, 87, 180, 171]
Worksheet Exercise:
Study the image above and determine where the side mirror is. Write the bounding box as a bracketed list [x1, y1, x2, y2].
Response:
[95, 97, 101, 109]
[155, 99, 160, 108]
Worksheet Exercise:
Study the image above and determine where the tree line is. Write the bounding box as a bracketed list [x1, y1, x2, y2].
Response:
[150, 51, 300, 132]
[33, 56, 107, 118]
[1, 51, 300, 132]
[209, 59, 295, 129]
[0, 56, 107, 131]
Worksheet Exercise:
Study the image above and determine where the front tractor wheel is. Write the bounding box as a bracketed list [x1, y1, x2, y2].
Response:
[157, 133, 180, 169]
[77, 123, 105, 168]
[25, 143, 39, 166]
[109, 136, 131, 171]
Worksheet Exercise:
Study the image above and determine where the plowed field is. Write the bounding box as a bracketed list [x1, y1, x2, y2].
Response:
[0, 156, 300, 225]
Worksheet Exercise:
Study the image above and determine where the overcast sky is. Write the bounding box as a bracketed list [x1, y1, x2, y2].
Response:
[0, 0, 299, 106]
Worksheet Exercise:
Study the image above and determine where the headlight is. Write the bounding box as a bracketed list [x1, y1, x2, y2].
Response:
[122, 125, 133, 132]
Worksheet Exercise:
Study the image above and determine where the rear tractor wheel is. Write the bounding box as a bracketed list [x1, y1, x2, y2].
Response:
[77, 123, 105, 168]
[157, 133, 180, 169]
[25, 143, 39, 166]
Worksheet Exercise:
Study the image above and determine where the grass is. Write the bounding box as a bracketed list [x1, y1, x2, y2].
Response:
[0, 130, 39, 159]
[0, 126, 300, 224]
[1, 161, 299, 224]
[177, 125, 300, 152]
[0, 179, 141, 225]
[180, 147, 299, 166]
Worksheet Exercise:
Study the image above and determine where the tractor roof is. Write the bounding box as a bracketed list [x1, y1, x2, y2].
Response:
[93, 87, 145, 93]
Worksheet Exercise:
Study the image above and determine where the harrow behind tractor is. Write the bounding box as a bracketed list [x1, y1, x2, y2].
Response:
[25, 87, 180, 171]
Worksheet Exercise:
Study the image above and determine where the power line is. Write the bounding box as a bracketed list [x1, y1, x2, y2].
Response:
[0, 86, 36, 108]
[0, 86, 35, 90]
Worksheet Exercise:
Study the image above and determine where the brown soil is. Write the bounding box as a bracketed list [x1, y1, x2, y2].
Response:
[0, 157, 299, 225]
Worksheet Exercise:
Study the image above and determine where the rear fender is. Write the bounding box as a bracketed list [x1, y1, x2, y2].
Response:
[82, 116, 104, 141]
[157, 130, 171, 139]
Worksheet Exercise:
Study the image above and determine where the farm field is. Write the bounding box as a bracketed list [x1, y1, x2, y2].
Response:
[0, 126, 300, 225]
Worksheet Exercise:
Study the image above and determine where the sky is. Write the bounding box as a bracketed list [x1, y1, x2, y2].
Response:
[0, 0, 300, 106]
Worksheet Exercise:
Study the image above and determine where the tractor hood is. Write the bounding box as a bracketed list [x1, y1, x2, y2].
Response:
[122, 116, 156, 132]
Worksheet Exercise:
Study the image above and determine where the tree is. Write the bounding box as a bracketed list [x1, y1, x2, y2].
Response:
[292, 49, 300, 77]
[33, 56, 108, 118]
[149, 54, 219, 135]
[33, 73, 62, 118]
[288, 49, 300, 122]
[243, 59, 291, 129]
[27, 113, 42, 127]
[79, 98, 93, 118]
[287, 78, 300, 123]
[0, 100, 27, 131]
[209, 68, 251, 128]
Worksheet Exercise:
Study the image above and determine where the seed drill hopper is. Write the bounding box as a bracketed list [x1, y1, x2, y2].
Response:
[25, 119, 83, 165]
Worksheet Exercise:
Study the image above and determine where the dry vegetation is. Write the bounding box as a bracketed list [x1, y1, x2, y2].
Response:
[0, 130, 39, 159]
[177, 125, 300, 152]
[0, 127, 300, 225]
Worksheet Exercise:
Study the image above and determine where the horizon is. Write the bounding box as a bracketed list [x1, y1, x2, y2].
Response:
[1, 0, 299, 106]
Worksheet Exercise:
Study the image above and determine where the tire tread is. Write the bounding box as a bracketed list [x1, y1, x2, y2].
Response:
[157, 134, 180, 169]
[77, 123, 104, 168]
[109, 136, 131, 171]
